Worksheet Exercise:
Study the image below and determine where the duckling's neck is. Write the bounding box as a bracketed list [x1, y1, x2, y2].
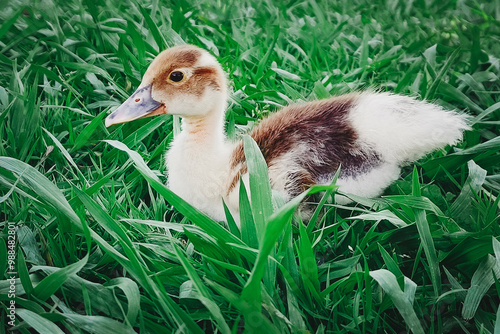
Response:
[170, 107, 232, 172]
[180, 112, 226, 147]
[166, 109, 233, 221]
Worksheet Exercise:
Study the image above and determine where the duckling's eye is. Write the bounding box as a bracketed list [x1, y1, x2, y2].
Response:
[169, 71, 185, 83]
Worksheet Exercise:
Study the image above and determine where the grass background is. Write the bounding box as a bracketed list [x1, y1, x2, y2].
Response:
[1, 0, 500, 333]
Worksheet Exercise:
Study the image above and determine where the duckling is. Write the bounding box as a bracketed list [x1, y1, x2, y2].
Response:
[105, 45, 470, 222]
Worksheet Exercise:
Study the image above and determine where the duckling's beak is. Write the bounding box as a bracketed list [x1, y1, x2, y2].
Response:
[105, 85, 165, 127]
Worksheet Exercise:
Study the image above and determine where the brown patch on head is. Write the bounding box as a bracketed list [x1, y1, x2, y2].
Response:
[140, 45, 226, 104]
[228, 94, 381, 196]
[193, 67, 222, 91]
[142, 46, 201, 84]
[160, 66, 222, 97]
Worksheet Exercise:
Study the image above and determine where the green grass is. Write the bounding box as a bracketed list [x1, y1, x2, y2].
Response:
[1, 0, 500, 332]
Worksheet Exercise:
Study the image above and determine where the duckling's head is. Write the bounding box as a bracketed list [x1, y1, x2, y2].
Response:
[105, 45, 227, 127]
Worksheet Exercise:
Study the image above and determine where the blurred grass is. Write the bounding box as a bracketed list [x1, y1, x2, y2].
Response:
[1, 0, 499, 333]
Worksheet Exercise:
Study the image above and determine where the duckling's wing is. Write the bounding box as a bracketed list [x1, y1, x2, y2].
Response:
[230, 94, 378, 196]
[229, 92, 469, 199]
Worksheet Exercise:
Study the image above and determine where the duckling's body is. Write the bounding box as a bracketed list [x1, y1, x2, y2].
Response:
[105, 45, 470, 222]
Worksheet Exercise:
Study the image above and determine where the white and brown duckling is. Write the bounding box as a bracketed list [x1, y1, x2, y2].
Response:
[105, 45, 470, 222]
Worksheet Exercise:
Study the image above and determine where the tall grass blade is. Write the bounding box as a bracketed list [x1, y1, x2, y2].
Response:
[42, 128, 87, 183]
[370, 269, 424, 334]
[72, 111, 108, 152]
[239, 179, 258, 249]
[0, 157, 79, 227]
[285, 279, 307, 332]
[495, 305, 500, 334]
[414, 209, 441, 296]
[206, 278, 281, 333]
[104, 277, 140, 326]
[462, 255, 500, 320]
[136, 3, 167, 51]
[17, 250, 33, 296]
[298, 222, 321, 302]
[17, 225, 45, 265]
[450, 160, 487, 228]
[16, 309, 66, 334]
[241, 185, 333, 315]
[307, 168, 339, 232]
[60, 313, 136, 334]
[173, 244, 231, 334]
[75, 188, 204, 333]
[493, 238, 500, 266]
[32, 255, 88, 301]
[378, 244, 405, 289]
[223, 200, 240, 237]
[424, 48, 460, 100]
[243, 135, 273, 240]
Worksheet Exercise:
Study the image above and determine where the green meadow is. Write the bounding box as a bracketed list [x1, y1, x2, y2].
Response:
[1, 0, 499, 333]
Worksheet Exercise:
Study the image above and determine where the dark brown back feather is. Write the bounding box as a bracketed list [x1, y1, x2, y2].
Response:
[228, 94, 380, 195]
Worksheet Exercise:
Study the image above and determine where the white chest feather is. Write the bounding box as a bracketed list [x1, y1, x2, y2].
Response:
[166, 131, 233, 221]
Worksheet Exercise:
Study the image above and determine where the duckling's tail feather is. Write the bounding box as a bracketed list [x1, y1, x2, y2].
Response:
[349, 92, 471, 164]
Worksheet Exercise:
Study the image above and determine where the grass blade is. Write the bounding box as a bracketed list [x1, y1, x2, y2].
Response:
[462, 255, 500, 320]
[378, 244, 404, 290]
[136, 3, 167, 51]
[298, 222, 321, 303]
[223, 200, 240, 237]
[76, 188, 204, 333]
[16, 309, 65, 334]
[414, 209, 441, 296]
[239, 179, 258, 249]
[32, 256, 88, 301]
[104, 277, 140, 326]
[370, 269, 424, 334]
[243, 135, 273, 240]
[450, 160, 487, 228]
[72, 111, 108, 152]
[495, 304, 500, 334]
[43, 127, 87, 183]
[17, 249, 33, 296]
[173, 244, 231, 334]
[241, 185, 334, 317]
[61, 313, 136, 334]
[0, 157, 79, 227]
[205, 278, 281, 334]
